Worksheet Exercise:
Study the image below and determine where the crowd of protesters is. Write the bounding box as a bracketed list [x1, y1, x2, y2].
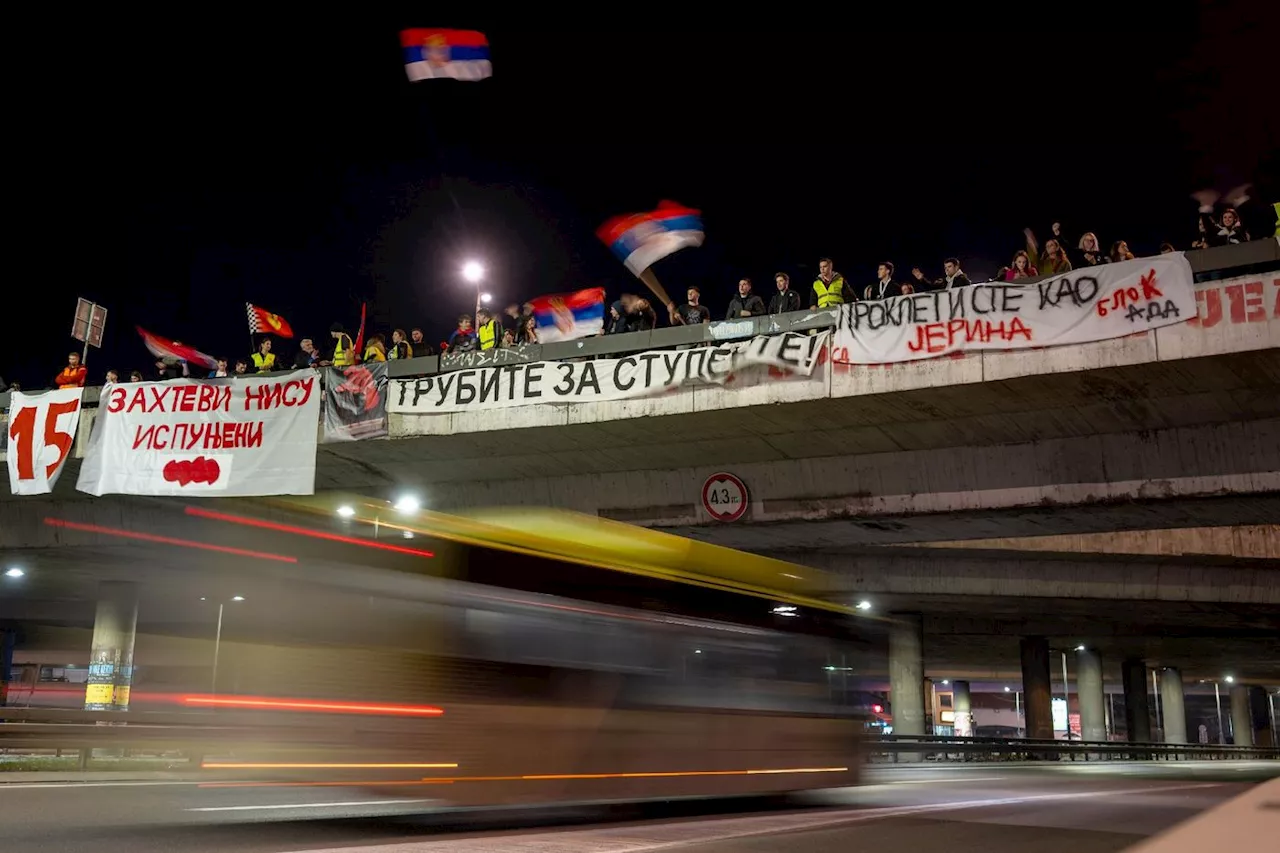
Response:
[0, 197, 1271, 395]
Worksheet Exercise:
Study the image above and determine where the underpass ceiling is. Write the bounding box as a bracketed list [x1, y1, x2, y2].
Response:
[656, 494, 1280, 548]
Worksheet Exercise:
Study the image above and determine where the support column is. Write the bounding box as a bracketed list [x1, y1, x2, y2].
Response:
[1247, 686, 1273, 748]
[1229, 686, 1253, 746]
[84, 582, 138, 712]
[1020, 636, 1053, 740]
[1122, 658, 1151, 742]
[0, 629, 14, 706]
[888, 614, 925, 758]
[1076, 648, 1106, 742]
[1159, 667, 1188, 744]
[951, 680, 973, 737]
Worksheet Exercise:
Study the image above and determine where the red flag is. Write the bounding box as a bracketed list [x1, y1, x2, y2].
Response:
[353, 302, 367, 363]
[136, 327, 219, 369]
[246, 303, 295, 338]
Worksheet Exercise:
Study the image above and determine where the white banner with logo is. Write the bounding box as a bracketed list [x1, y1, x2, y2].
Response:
[6, 387, 85, 495]
[390, 332, 829, 414]
[76, 371, 320, 497]
[833, 254, 1196, 364]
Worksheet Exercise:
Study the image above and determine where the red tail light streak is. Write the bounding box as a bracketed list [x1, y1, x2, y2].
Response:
[184, 506, 435, 558]
[42, 518, 297, 563]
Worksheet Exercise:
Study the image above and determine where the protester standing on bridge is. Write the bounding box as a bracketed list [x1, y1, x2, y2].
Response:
[674, 286, 711, 325]
[810, 257, 852, 308]
[1074, 233, 1109, 267]
[769, 273, 802, 314]
[1004, 251, 1037, 281]
[725, 279, 766, 320]
[864, 262, 911, 300]
[326, 323, 355, 367]
[54, 353, 87, 388]
[251, 337, 276, 373]
[1024, 228, 1072, 275]
[293, 337, 320, 368]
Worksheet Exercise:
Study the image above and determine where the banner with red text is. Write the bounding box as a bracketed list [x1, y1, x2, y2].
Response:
[6, 387, 85, 495]
[833, 254, 1196, 364]
[76, 371, 320, 497]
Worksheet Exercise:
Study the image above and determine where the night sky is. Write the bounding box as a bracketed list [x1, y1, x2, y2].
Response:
[7, 15, 1276, 389]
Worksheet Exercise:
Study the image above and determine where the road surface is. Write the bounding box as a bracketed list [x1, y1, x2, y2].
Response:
[0, 761, 1274, 853]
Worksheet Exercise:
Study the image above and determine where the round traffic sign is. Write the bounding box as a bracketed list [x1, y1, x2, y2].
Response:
[702, 472, 749, 522]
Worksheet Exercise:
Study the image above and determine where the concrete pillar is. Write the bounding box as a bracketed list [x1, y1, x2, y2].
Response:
[1020, 636, 1053, 740]
[1247, 686, 1273, 748]
[952, 680, 973, 737]
[84, 581, 138, 712]
[1159, 667, 1188, 744]
[1076, 648, 1106, 742]
[0, 629, 14, 706]
[1121, 658, 1151, 742]
[888, 613, 926, 748]
[1229, 686, 1252, 746]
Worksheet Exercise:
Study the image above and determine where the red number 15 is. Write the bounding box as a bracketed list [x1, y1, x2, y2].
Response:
[8, 400, 81, 481]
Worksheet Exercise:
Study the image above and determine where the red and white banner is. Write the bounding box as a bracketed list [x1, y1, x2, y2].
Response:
[6, 387, 85, 495]
[833, 254, 1197, 364]
[76, 371, 320, 497]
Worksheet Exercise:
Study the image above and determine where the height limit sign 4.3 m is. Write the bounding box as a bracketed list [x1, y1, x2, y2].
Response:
[702, 472, 749, 523]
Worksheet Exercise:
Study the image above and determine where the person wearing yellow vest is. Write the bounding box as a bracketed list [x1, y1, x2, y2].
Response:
[250, 337, 276, 373]
[388, 328, 413, 360]
[328, 323, 355, 368]
[475, 308, 503, 351]
[363, 333, 387, 362]
[810, 257, 851, 308]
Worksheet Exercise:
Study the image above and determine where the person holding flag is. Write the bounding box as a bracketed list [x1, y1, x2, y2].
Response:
[596, 201, 705, 323]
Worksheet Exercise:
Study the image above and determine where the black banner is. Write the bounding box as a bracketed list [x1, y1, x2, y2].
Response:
[323, 363, 389, 442]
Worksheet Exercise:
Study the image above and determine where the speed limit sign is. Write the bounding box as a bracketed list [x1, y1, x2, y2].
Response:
[702, 472, 749, 523]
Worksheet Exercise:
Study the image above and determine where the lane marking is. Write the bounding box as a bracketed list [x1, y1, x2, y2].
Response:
[255, 782, 1229, 850]
[186, 798, 432, 812]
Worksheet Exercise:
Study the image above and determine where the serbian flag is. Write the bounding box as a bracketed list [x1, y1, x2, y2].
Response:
[401, 29, 492, 82]
[529, 287, 606, 343]
[246, 303, 294, 338]
[136, 327, 219, 370]
[596, 201, 705, 277]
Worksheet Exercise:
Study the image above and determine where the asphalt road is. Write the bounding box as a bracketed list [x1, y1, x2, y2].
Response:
[0, 762, 1274, 853]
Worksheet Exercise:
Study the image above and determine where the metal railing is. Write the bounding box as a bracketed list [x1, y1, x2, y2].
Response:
[871, 732, 1280, 762]
[2, 239, 1277, 411]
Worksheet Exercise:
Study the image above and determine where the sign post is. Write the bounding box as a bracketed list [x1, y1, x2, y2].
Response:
[701, 472, 749, 523]
[71, 298, 108, 366]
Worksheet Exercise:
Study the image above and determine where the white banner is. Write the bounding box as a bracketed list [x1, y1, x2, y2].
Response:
[76, 371, 320, 497]
[6, 387, 85, 495]
[390, 332, 830, 414]
[833, 254, 1196, 364]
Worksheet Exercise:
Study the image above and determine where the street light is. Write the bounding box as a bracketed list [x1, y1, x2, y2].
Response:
[336, 505, 356, 518]
[1199, 678, 1228, 744]
[4, 567, 24, 578]
[462, 261, 487, 319]
[206, 596, 244, 695]
[855, 600, 872, 611]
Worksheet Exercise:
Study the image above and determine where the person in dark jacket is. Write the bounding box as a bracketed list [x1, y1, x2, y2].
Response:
[769, 272, 802, 314]
[725, 278, 766, 319]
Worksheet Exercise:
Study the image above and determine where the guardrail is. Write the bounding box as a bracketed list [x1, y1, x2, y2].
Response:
[871, 733, 1280, 762]
[2, 239, 1277, 411]
[3, 710, 1276, 771]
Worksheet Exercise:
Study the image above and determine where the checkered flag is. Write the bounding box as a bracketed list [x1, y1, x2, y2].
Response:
[246, 303, 294, 338]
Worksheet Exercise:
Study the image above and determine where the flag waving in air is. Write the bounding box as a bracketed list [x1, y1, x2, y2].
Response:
[246, 303, 294, 338]
[597, 201, 705, 278]
[136, 327, 219, 370]
[529, 288, 606, 343]
[401, 29, 492, 81]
